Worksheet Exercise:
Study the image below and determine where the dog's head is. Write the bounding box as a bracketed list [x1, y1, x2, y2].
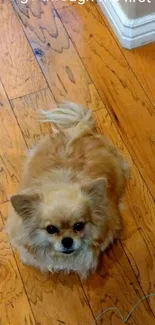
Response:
[10, 178, 106, 255]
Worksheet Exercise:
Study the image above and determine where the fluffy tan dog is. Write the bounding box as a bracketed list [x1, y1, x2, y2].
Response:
[7, 102, 127, 278]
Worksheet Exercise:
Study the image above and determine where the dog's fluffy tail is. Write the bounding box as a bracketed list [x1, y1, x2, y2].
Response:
[39, 101, 94, 130]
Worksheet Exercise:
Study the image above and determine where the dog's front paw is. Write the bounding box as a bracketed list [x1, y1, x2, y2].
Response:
[20, 254, 31, 266]
[100, 233, 114, 252]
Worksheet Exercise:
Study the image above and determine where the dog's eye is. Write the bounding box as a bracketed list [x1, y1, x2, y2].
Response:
[73, 222, 85, 232]
[46, 225, 59, 234]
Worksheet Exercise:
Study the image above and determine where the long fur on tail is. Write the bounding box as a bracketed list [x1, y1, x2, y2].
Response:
[39, 101, 94, 130]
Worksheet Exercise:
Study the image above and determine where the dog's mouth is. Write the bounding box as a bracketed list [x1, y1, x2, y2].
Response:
[62, 250, 75, 255]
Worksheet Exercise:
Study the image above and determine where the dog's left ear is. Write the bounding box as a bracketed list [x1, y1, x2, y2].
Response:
[10, 193, 40, 219]
[82, 177, 107, 207]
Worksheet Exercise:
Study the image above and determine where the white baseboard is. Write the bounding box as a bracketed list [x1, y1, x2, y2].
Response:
[98, 0, 155, 49]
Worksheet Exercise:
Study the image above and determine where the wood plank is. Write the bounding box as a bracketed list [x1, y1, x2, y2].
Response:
[122, 43, 155, 109]
[11, 88, 55, 148]
[10, 82, 155, 322]
[0, 81, 27, 203]
[93, 107, 155, 312]
[0, 202, 36, 325]
[11, 0, 102, 111]
[83, 245, 154, 325]
[54, 2, 155, 200]
[11, 85, 110, 147]
[0, 0, 46, 99]
[7, 2, 155, 323]
[96, 5, 155, 110]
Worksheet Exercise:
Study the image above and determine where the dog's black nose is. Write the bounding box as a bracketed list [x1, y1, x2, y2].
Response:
[62, 237, 73, 249]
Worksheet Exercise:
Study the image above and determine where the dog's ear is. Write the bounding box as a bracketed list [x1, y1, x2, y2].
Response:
[82, 178, 107, 210]
[10, 193, 40, 219]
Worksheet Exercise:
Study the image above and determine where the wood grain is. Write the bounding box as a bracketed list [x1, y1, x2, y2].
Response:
[55, 2, 155, 200]
[0, 81, 26, 203]
[9, 57, 155, 325]
[11, 85, 111, 147]
[0, 202, 36, 325]
[122, 44, 155, 109]
[0, 0, 46, 99]
[83, 245, 154, 325]
[10, 3, 155, 309]
[0, 1, 155, 325]
[93, 107, 155, 312]
[11, 0, 102, 111]
[11, 88, 55, 148]
[96, 5, 155, 111]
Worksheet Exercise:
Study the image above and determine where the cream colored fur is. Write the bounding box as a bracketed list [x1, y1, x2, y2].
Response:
[6, 102, 127, 278]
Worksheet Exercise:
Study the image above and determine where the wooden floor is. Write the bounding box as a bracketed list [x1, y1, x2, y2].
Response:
[0, 0, 155, 324]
